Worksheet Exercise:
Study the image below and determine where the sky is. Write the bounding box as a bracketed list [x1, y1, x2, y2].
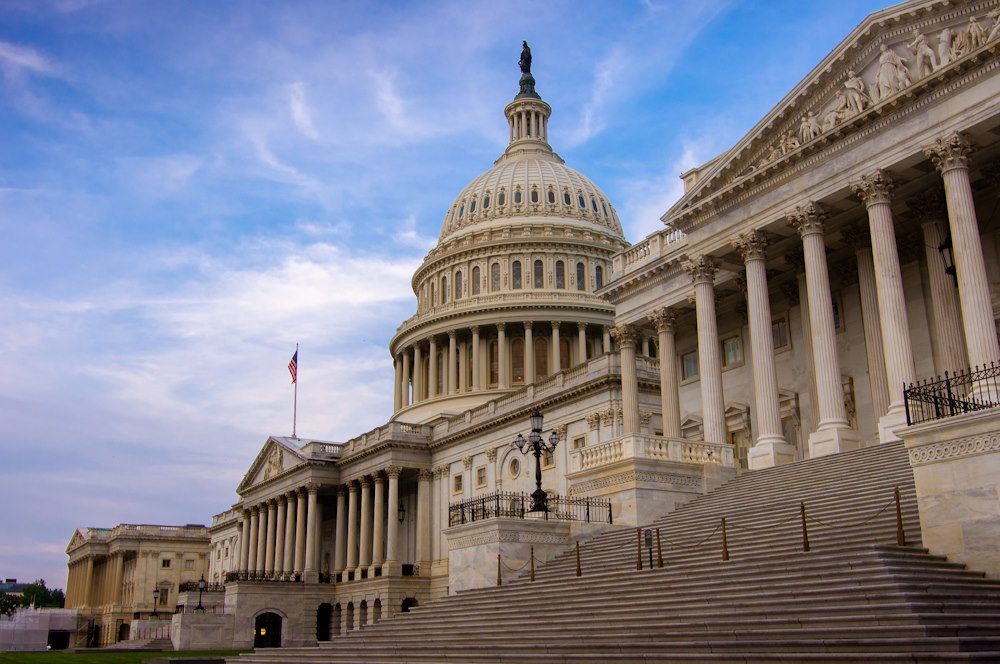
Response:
[0, 0, 891, 590]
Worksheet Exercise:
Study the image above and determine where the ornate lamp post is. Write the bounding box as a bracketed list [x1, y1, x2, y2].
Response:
[513, 409, 559, 513]
[195, 575, 206, 612]
[151, 587, 159, 618]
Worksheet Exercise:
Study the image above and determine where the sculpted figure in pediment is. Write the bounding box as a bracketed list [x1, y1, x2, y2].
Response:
[908, 31, 938, 77]
[822, 90, 849, 131]
[951, 26, 971, 59]
[779, 132, 800, 155]
[938, 27, 953, 67]
[875, 45, 910, 101]
[969, 16, 987, 50]
[843, 70, 869, 115]
[989, 9, 1000, 42]
[263, 447, 283, 480]
[799, 111, 821, 144]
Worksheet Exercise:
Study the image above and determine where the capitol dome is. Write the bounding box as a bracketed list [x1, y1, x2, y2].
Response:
[390, 52, 628, 423]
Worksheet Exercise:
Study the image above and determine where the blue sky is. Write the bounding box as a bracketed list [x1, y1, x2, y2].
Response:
[0, 0, 889, 590]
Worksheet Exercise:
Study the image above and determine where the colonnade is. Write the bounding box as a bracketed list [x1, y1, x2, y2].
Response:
[238, 483, 321, 580]
[612, 132, 998, 466]
[393, 322, 613, 411]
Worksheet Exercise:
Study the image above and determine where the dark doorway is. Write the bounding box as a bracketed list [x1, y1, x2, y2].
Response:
[117, 623, 130, 643]
[316, 603, 332, 641]
[47, 631, 71, 650]
[401, 597, 418, 613]
[253, 612, 282, 648]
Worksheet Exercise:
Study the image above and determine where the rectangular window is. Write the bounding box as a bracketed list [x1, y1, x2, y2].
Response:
[158, 588, 168, 606]
[184, 559, 194, 571]
[476, 466, 487, 488]
[681, 350, 699, 380]
[722, 336, 742, 367]
[543, 448, 554, 468]
[161, 559, 171, 569]
[453, 474, 463, 494]
[832, 297, 843, 331]
[573, 436, 586, 450]
[772, 316, 790, 350]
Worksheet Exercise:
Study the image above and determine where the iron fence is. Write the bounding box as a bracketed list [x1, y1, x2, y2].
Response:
[904, 362, 1000, 425]
[449, 491, 612, 527]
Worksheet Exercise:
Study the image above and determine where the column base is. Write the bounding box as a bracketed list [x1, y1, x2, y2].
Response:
[808, 425, 860, 458]
[381, 560, 401, 577]
[878, 407, 908, 443]
[747, 439, 797, 470]
[301, 570, 318, 584]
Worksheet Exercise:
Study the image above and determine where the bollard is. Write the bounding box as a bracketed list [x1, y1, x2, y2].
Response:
[721, 517, 729, 561]
[497, 553, 501, 587]
[894, 486, 906, 546]
[575, 541, 582, 577]
[800, 502, 810, 552]
[636, 527, 643, 570]
[656, 528, 663, 568]
[530, 545, 535, 582]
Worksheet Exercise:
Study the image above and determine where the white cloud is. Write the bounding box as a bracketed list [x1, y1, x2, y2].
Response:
[288, 81, 319, 140]
[393, 214, 437, 251]
[0, 41, 56, 76]
[566, 48, 626, 147]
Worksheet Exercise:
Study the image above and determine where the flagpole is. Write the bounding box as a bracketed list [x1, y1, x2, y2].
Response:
[292, 343, 298, 439]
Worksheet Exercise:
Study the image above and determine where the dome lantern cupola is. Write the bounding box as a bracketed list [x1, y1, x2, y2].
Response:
[504, 41, 552, 155]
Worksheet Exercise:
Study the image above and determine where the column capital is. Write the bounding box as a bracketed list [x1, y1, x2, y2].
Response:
[267, 497, 278, 507]
[682, 254, 718, 285]
[385, 464, 402, 479]
[359, 475, 371, 489]
[486, 447, 498, 462]
[610, 323, 639, 349]
[371, 472, 384, 485]
[432, 465, 444, 478]
[924, 132, 971, 174]
[524, 320, 533, 331]
[250, 505, 261, 515]
[851, 168, 894, 208]
[286, 489, 298, 501]
[462, 455, 474, 470]
[305, 482, 320, 494]
[497, 322, 506, 332]
[733, 229, 768, 263]
[335, 485, 346, 497]
[577, 321, 587, 332]
[448, 329, 456, 340]
[787, 201, 828, 238]
[650, 307, 676, 333]
[418, 468, 434, 481]
[470, 325, 480, 335]
[551, 320, 561, 331]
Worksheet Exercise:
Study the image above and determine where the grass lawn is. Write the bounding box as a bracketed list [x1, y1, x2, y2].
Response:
[0, 651, 248, 663]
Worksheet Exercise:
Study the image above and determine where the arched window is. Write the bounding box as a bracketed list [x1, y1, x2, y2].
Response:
[455, 271, 463, 299]
[560, 338, 571, 371]
[534, 337, 549, 379]
[512, 261, 522, 289]
[441, 276, 447, 304]
[514, 189, 522, 204]
[555, 261, 565, 289]
[498, 191, 506, 206]
[563, 190, 571, 206]
[488, 340, 499, 386]
[576, 262, 585, 291]
[595, 265, 603, 289]
[533, 260, 544, 288]
[472, 266, 481, 295]
[530, 189, 538, 203]
[578, 194, 586, 209]
[470, 198, 476, 213]
[511, 338, 525, 384]
[547, 189, 555, 204]
[491, 263, 501, 292]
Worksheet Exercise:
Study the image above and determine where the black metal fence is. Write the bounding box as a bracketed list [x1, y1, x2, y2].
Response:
[449, 491, 612, 527]
[904, 362, 1000, 425]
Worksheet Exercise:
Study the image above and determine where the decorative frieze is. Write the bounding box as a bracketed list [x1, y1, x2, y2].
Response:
[909, 432, 1000, 467]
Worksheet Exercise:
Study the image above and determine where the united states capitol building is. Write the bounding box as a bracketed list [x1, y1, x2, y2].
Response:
[58, 0, 1000, 653]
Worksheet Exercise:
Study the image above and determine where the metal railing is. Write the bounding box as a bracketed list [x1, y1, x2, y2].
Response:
[904, 362, 1000, 425]
[449, 491, 612, 527]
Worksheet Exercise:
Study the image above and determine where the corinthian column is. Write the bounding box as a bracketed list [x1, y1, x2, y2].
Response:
[393, 354, 402, 412]
[551, 322, 561, 372]
[358, 476, 372, 575]
[264, 499, 277, 575]
[346, 481, 359, 572]
[385, 466, 401, 576]
[789, 202, 859, 456]
[282, 492, 296, 575]
[683, 255, 727, 445]
[578, 322, 588, 365]
[650, 308, 680, 438]
[401, 349, 411, 408]
[498, 323, 508, 388]
[254, 504, 267, 574]
[851, 170, 915, 442]
[294, 488, 307, 574]
[334, 486, 346, 575]
[303, 483, 319, 581]
[925, 133, 1000, 373]
[239, 510, 251, 572]
[734, 230, 794, 468]
[413, 343, 423, 402]
[448, 331, 458, 394]
[610, 324, 641, 435]
[416, 469, 433, 571]
[524, 322, 535, 383]
[371, 473, 385, 572]
[428, 336, 439, 397]
[273, 496, 286, 575]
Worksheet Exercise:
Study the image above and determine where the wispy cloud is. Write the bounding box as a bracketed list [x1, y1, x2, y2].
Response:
[288, 81, 319, 140]
[0, 40, 56, 76]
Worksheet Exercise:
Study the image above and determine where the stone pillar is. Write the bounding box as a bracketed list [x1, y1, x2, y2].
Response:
[684, 255, 726, 445]
[498, 323, 508, 388]
[239, 510, 251, 572]
[735, 230, 794, 468]
[372, 473, 385, 570]
[401, 349, 411, 408]
[843, 223, 891, 423]
[82, 556, 93, 607]
[925, 133, 1000, 372]
[471, 326, 481, 390]
[852, 170, 916, 442]
[459, 339, 468, 392]
[264, 499, 277, 575]
[417, 469, 433, 571]
[431, 467, 443, 562]
[112, 553, 123, 606]
[789, 202, 859, 456]
[578, 322, 588, 365]
[282, 492, 296, 575]
[524, 322, 535, 384]
[603, 327, 611, 353]
[358, 476, 373, 574]
[413, 343, 423, 402]
[274, 496, 286, 575]
[448, 331, 458, 394]
[346, 481, 359, 571]
[428, 336, 438, 398]
[393, 354, 402, 412]
[294, 488, 307, 573]
[304, 484, 319, 580]
[551, 322, 561, 372]
[610, 324, 641, 435]
[921, 217, 969, 374]
[249, 506, 261, 574]
[385, 466, 401, 575]
[650, 308, 681, 438]
[334, 486, 347, 575]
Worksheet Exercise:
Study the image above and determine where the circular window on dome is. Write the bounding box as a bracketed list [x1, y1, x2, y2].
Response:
[509, 457, 521, 479]
[514, 190, 522, 204]
[563, 191, 571, 206]
[547, 190, 555, 204]
[483, 195, 490, 209]
[498, 192, 506, 206]
[578, 195, 586, 209]
[470, 199, 476, 213]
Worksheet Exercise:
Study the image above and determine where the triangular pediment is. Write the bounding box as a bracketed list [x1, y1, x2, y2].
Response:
[65, 528, 88, 554]
[237, 436, 308, 494]
[665, 0, 1000, 227]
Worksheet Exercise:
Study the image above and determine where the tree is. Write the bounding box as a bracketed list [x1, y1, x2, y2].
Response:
[20, 580, 65, 609]
[0, 593, 25, 616]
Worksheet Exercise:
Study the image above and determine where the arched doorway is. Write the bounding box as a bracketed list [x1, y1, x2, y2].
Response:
[401, 597, 418, 613]
[117, 623, 130, 643]
[316, 603, 332, 642]
[253, 612, 282, 648]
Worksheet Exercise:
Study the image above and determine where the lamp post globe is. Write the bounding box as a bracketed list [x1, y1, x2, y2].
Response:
[152, 587, 159, 618]
[196, 575, 206, 612]
[513, 409, 559, 513]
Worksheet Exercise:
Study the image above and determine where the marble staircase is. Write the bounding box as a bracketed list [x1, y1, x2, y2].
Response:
[232, 441, 1000, 662]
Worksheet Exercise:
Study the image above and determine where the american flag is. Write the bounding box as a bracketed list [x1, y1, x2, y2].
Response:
[288, 350, 298, 384]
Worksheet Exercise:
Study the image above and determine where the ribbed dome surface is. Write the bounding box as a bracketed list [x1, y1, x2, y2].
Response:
[438, 152, 624, 243]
